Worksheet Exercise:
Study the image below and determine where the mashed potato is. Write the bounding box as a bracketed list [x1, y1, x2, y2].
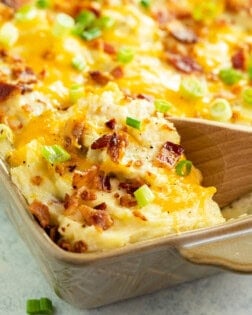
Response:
[1, 0, 251, 252]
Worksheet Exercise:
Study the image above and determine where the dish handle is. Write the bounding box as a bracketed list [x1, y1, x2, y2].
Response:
[178, 217, 252, 273]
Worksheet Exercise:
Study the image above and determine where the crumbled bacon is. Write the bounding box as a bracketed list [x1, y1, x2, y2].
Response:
[72, 166, 99, 189]
[169, 22, 198, 44]
[72, 121, 85, 145]
[29, 200, 51, 228]
[73, 240, 88, 253]
[101, 173, 112, 191]
[156, 141, 184, 167]
[1, 0, 27, 9]
[107, 132, 127, 163]
[89, 71, 111, 85]
[136, 94, 153, 101]
[94, 202, 107, 210]
[105, 118, 116, 130]
[103, 42, 117, 55]
[80, 189, 97, 201]
[119, 179, 143, 195]
[91, 134, 112, 149]
[166, 54, 202, 73]
[30, 175, 43, 186]
[111, 66, 124, 79]
[12, 66, 37, 84]
[45, 225, 60, 243]
[231, 49, 245, 70]
[119, 194, 137, 207]
[0, 81, 20, 101]
[58, 239, 72, 251]
[79, 205, 113, 230]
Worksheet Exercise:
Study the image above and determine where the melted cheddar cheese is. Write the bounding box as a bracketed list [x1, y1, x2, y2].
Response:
[4, 0, 252, 252]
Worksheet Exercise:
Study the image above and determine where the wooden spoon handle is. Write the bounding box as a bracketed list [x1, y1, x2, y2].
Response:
[171, 118, 252, 208]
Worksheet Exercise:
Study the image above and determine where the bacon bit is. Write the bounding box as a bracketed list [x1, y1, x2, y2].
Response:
[73, 240, 88, 253]
[12, 66, 37, 84]
[72, 165, 99, 189]
[107, 132, 127, 163]
[103, 42, 117, 55]
[153, 10, 171, 26]
[119, 179, 143, 195]
[45, 225, 60, 242]
[119, 194, 137, 207]
[0, 49, 7, 58]
[169, 22, 198, 44]
[111, 66, 124, 79]
[91, 134, 112, 149]
[80, 205, 113, 230]
[0, 81, 20, 101]
[89, 71, 111, 86]
[156, 141, 184, 167]
[102, 173, 112, 191]
[80, 189, 97, 201]
[1, 0, 28, 9]
[68, 164, 77, 172]
[231, 49, 245, 70]
[58, 239, 72, 251]
[105, 118, 116, 130]
[133, 210, 147, 221]
[72, 121, 85, 145]
[94, 202, 107, 210]
[29, 200, 51, 228]
[226, 0, 250, 12]
[136, 94, 153, 101]
[30, 175, 43, 186]
[114, 192, 120, 198]
[166, 54, 202, 73]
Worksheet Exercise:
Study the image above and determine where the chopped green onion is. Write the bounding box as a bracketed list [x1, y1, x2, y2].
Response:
[179, 77, 205, 100]
[40, 297, 53, 314]
[126, 116, 141, 130]
[117, 47, 135, 64]
[219, 68, 243, 85]
[154, 99, 172, 113]
[248, 57, 252, 81]
[71, 55, 86, 71]
[0, 123, 13, 142]
[42, 145, 71, 164]
[26, 299, 41, 314]
[0, 22, 19, 47]
[81, 27, 102, 41]
[15, 5, 37, 22]
[192, 1, 220, 21]
[76, 10, 96, 28]
[95, 16, 115, 29]
[69, 84, 84, 103]
[36, 0, 51, 9]
[134, 184, 154, 208]
[53, 13, 75, 37]
[242, 88, 252, 106]
[175, 160, 192, 177]
[140, 0, 151, 8]
[209, 98, 232, 122]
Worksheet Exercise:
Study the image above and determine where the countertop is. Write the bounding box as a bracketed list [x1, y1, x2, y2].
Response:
[1, 209, 252, 315]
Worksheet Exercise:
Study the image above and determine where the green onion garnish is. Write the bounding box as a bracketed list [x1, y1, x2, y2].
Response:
[140, 0, 151, 8]
[76, 10, 96, 29]
[95, 16, 115, 29]
[0, 22, 19, 47]
[81, 27, 102, 41]
[36, 0, 51, 9]
[219, 68, 243, 85]
[248, 57, 252, 81]
[154, 99, 172, 113]
[179, 77, 205, 100]
[26, 297, 53, 314]
[0, 123, 13, 142]
[69, 84, 84, 103]
[71, 55, 86, 71]
[175, 160, 192, 177]
[242, 88, 252, 106]
[15, 5, 37, 22]
[53, 13, 75, 37]
[42, 145, 71, 164]
[209, 98, 232, 122]
[126, 116, 141, 130]
[39, 297, 53, 314]
[192, 1, 220, 21]
[26, 299, 41, 314]
[134, 184, 155, 208]
[117, 47, 135, 64]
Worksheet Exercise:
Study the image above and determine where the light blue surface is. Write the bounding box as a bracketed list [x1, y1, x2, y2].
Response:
[1, 208, 252, 315]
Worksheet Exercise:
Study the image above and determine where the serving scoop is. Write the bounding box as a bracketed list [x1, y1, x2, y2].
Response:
[171, 117, 252, 208]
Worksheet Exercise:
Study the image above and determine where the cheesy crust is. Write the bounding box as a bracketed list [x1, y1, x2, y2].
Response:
[4, 0, 252, 252]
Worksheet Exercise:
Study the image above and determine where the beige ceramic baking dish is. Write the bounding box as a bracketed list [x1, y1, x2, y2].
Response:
[0, 156, 252, 309]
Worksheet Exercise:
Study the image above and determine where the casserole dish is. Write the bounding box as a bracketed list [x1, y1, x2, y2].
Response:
[1, 158, 252, 309]
[0, 0, 252, 309]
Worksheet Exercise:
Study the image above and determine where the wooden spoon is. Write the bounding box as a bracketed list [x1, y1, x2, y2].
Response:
[170, 117, 252, 208]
